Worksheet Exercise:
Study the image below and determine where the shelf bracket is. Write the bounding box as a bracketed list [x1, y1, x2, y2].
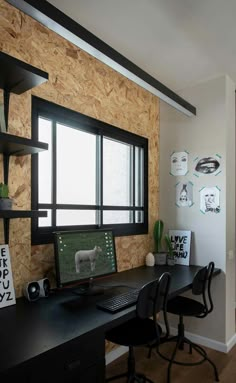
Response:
[3, 89, 10, 131]
[3, 154, 9, 185]
[3, 217, 10, 244]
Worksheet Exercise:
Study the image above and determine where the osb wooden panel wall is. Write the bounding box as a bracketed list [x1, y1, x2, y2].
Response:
[0, 0, 160, 304]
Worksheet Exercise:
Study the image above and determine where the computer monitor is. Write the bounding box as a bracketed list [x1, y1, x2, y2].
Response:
[54, 229, 117, 295]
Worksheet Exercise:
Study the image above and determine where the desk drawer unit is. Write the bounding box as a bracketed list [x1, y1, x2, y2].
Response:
[2, 332, 105, 383]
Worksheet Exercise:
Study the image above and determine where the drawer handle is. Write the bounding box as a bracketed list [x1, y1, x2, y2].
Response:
[65, 359, 81, 371]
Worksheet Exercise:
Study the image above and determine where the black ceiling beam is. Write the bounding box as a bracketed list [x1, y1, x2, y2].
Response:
[6, 0, 196, 116]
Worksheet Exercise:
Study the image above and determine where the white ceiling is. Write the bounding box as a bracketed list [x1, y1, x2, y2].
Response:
[48, 0, 236, 92]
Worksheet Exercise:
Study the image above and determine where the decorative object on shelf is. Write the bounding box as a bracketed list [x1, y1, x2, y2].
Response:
[145, 252, 155, 267]
[168, 230, 191, 265]
[0, 103, 6, 132]
[0, 182, 12, 210]
[153, 219, 167, 265]
[0, 244, 16, 309]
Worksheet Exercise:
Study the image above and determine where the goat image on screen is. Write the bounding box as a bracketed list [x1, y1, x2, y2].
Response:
[54, 229, 117, 287]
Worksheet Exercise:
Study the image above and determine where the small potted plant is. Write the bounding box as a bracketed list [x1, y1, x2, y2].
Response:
[0, 182, 12, 210]
[153, 219, 167, 265]
[165, 234, 176, 266]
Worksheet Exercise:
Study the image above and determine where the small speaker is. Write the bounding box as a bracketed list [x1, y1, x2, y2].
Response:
[23, 281, 40, 301]
[38, 278, 50, 297]
[23, 278, 50, 301]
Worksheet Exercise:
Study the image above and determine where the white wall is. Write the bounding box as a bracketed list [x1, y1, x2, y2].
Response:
[159, 75, 235, 345]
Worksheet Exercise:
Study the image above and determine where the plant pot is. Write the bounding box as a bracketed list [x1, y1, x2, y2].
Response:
[167, 256, 176, 266]
[0, 198, 13, 210]
[154, 252, 167, 265]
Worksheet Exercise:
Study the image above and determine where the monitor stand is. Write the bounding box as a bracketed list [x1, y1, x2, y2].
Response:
[72, 278, 104, 296]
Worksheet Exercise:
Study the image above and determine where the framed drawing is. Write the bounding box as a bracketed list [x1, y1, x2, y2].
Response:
[170, 151, 188, 176]
[168, 230, 191, 266]
[0, 244, 16, 309]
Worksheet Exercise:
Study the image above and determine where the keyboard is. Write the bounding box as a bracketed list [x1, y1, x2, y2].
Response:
[96, 289, 140, 313]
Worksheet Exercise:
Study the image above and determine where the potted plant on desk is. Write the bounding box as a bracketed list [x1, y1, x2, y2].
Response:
[153, 219, 167, 265]
[0, 182, 12, 210]
[165, 234, 176, 266]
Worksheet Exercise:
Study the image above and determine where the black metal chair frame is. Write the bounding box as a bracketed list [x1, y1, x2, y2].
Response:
[106, 272, 171, 383]
[155, 262, 219, 383]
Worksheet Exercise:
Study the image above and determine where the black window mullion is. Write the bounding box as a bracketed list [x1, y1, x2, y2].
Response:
[52, 120, 57, 228]
[95, 134, 101, 226]
[137, 147, 143, 223]
[100, 134, 103, 227]
[31, 104, 39, 234]
[132, 146, 135, 224]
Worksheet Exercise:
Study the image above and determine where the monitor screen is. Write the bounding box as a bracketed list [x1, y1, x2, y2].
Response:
[54, 229, 117, 289]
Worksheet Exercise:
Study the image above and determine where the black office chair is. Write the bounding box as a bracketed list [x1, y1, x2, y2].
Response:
[105, 272, 171, 383]
[156, 261, 219, 383]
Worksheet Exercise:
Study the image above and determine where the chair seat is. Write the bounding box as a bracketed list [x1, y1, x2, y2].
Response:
[106, 317, 162, 347]
[167, 295, 205, 316]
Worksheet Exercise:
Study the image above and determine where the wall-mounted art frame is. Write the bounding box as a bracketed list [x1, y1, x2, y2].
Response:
[169, 230, 191, 266]
[0, 244, 16, 309]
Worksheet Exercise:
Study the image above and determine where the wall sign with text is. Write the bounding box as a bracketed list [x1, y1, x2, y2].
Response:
[169, 230, 191, 265]
[0, 245, 16, 309]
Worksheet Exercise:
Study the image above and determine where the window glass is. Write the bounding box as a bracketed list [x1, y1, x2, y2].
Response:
[103, 137, 132, 206]
[103, 210, 132, 224]
[56, 123, 97, 205]
[135, 211, 144, 223]
[56, 209, 96, 226]
[135, 146, 144, 207]
[39, 209, 52, 227]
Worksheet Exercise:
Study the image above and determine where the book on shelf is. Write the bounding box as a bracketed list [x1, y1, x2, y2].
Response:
[0, 103, 6, 132]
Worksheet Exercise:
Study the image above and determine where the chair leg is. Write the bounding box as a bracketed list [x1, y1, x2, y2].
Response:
[191, 343, 219, 382]
[106, 346, 155, 383]
[154, 315, 219, 383]
[167, 334, 184, 383]
[106, 371, 128, 382]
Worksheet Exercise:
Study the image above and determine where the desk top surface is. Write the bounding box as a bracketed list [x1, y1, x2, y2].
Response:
[0, 264, 220, 373]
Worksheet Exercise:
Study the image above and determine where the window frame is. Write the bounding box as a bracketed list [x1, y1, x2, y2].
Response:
[31, 96, 148, 245]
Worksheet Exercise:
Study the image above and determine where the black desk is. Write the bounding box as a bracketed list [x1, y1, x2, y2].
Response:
[0, 265, 220, 383]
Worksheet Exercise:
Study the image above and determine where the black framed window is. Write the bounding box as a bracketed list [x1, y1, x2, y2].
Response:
[31, 97, 148, 244]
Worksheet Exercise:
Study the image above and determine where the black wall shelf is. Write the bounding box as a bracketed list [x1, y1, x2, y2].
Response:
[0, 51, 49, 244]
[0, 210, 47, 219]
[0, 132, 48, 156]
[0, 51, 48, 128]
[0, 211, 47, 246]
[0, 51, 48, 94]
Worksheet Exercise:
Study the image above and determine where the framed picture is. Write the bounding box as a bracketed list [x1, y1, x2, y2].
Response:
[168, 230, 191, 266]
[0, 244, 16, 309]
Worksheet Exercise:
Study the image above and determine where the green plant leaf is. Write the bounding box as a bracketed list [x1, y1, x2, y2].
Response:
[164, 234, 174, 258]
[153, 219, 164, 252]
[0, 183, 9, 198]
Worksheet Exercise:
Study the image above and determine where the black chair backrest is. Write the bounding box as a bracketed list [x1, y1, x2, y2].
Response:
[136, 272, 171, 332]
[192, 261, 214, 317]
